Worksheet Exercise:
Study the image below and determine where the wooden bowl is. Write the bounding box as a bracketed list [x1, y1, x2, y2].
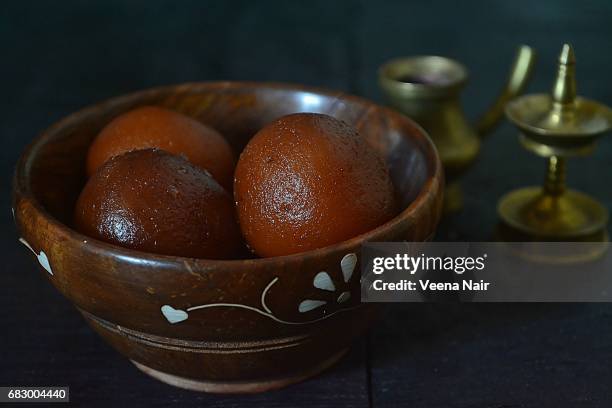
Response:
[13, 82, 443, 393]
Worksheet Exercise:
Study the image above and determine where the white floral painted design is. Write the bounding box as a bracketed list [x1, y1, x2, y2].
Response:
[161, 252, 359, 325]
[19, 238, 53, 275]
[298, 253, 356, 313]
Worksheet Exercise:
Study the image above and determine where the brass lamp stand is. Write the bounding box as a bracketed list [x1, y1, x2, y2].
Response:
[498, 44, 612, 243]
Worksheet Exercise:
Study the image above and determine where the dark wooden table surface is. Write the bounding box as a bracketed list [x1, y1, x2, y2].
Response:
[2, 1, 612, 406]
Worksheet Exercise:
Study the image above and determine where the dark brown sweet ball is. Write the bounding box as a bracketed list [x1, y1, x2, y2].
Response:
[75, 149, 242, 259]
[86, 106, 235, 190]
[234, 113, 397, 257]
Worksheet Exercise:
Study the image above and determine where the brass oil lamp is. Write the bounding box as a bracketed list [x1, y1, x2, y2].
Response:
[379, 46, 536, 213]
[498, 44, 612, 243]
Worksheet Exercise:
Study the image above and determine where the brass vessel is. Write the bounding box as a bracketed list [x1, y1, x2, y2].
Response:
[379, 46, 536, 212]
[498, 44, 612, 243]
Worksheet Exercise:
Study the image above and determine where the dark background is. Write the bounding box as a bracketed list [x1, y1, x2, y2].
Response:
[2, 1, 612, 407]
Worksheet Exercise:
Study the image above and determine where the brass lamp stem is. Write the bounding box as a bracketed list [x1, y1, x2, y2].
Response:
[543, 155, 566, 196]
[542, 44, 573, 197]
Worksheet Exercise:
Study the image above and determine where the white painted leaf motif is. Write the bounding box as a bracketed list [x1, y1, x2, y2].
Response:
[313, 271, 335, 291]
[298, 300, 327, 313]
[340, 253, 357, 283]
[337, 291, 351, 303]
[19, 238, 53, 275]
[37, 251, 52, 275]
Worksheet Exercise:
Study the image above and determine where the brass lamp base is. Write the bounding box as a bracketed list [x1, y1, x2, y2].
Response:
[497, 186, 609, 242]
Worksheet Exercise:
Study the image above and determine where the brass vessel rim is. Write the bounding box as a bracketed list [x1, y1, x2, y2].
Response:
[378, 55, 468, 97]
[506, 93, 612, 138]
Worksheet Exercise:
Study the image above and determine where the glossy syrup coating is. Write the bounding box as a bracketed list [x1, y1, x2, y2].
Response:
[75, 149, 242, 259]
[86, 106, 235, 190]
[234, 113, 398, 257]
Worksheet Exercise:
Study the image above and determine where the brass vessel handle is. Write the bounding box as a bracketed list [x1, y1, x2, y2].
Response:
[475, 45, 536, 136]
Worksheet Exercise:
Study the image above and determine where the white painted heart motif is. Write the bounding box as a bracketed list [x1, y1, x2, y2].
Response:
[19, 238, 53, 275]
[161, 305, 189, 324]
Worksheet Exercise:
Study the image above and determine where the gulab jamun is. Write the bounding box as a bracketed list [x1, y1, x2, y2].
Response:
[75, 148, 242, 259]
[86, 106, 235, 190]
[234, 113, 397, 257]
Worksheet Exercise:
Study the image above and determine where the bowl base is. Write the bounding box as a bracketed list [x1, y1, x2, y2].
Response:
[130, 348, 348, 393]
